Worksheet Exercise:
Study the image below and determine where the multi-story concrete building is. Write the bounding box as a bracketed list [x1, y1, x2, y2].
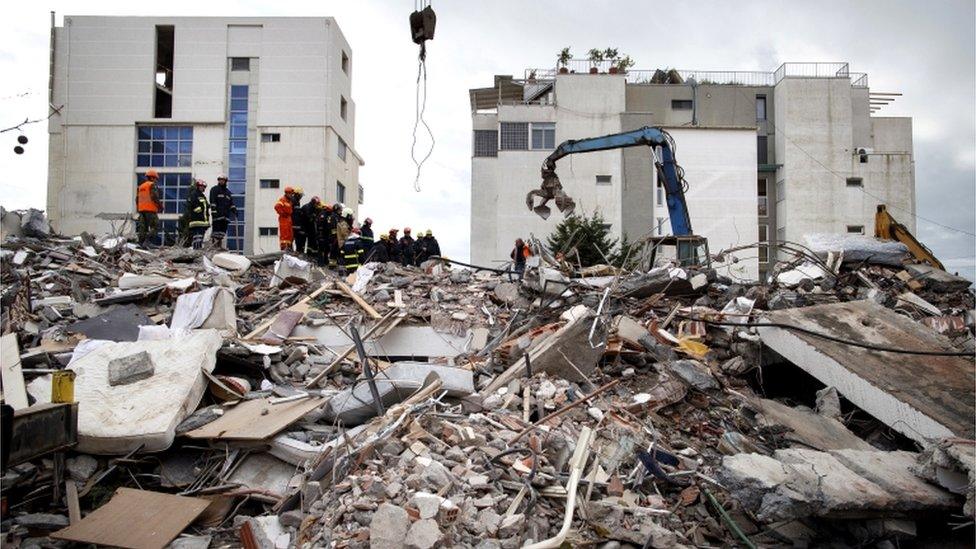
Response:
[47, 16, 363, 253]
[470, 62, 914, 279]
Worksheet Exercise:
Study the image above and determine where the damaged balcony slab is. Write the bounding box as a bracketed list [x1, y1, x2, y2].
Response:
[291, 324, 475, 359]
[758, 300, 975, 444]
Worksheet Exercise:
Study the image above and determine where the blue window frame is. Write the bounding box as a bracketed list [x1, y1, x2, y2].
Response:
[226, 85, 249, 252]
[137, 125, 193, 168]
[136, 172, 192, 217]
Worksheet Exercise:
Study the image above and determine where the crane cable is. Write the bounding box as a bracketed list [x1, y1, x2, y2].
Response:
[410, 0, 435, 192]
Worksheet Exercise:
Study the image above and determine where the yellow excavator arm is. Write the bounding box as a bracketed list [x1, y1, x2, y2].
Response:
[874, 205, 945, 270]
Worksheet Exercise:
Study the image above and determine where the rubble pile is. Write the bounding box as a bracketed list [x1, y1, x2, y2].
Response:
[1, 225, 973, 548]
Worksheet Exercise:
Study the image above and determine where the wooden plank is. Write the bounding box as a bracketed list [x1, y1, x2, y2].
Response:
[244, 281, 333, 340]
[336, 280, 382, 319]
[304, 311, 404, 389]
[1, 333, 29, 409]
[53, 487, 209, 549]
[65, 481, 81, 524]
[184, 396, 327, 441]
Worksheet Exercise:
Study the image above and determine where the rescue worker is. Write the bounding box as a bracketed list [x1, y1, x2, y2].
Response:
[399, 227, 416, 266]
[301, 196, 321, 257]
[414, 231, 429, 264]
[341, 229, 364, 273]
[329, 203, 343, 268]
[365, 233, 390, 263]
[336, 207, 351, 249]
[274, 187, 295, 251]
[360, 217, 375, 254]
[209, 174, 236, 249]
[511, 238, 532, 279]
[186, 179, 211, 250]
[313, 202, 332, 266]
[291, 187, 307, 254]
[424, 229, 441, 258]
[387, 229, 402, 264]
[135, 169, 163, 247]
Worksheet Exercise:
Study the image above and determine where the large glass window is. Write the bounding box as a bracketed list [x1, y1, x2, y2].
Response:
[473, 130, 498, 157]
[137, 126, 192, 167]
[500, 123, 528, 150]
[531, 122, 555, 150]
[336, 181, 346, 203]
[226, 85, 249, 252]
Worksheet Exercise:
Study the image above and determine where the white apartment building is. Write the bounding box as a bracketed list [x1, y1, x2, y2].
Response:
[47, 16, 364, 254]
[470, 62, 915, 280]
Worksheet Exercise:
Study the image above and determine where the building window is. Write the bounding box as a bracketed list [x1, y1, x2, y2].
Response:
[847, 225, 864, 234]
[358, 184, 364, 205]
[758, 179, 768, 217]
[136, 172, 192, 217]
[261, 133, 281, 143]
[757, 136, 768, 164]
[226, 84, 249, 252]
[671, 99, 693, 110]
[473, 130, 498, 157]
[260, 179, 280, 189]
[337, 136, 347, 161]
[656, 180, 664, 206]
[756, 95, 767, 121]
[154, 25, 174, 119]
[259, 227, 278, 237]
[341, 51, 349, 74]
[231, 57, 250, 71]
[846, 177, 863, 187]
[775, 179, 785, 203]
[340, 96, 348, 121]
[758, 224, 769, 263]
[531, 122, 556, 150]
[336, 181, 346, 203]
[595, 175, 612, 185]
[656, 217, 666, 236]
[500, 122, 529, 150]
[137, 126, 193, 167]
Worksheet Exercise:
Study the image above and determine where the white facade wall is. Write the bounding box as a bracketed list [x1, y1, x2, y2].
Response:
[654, 128, 759, 281]
[47, 16, 362, 254]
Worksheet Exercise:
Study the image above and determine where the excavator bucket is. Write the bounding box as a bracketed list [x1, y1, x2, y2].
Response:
[526, 172, 576, 220]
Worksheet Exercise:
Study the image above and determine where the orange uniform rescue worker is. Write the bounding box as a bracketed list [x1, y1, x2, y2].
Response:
[136, 169, 163, 247]
[275, 187, 296, 251]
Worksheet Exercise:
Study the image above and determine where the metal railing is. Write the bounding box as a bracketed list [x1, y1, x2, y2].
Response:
[850, 73, 869, 88]
[626, 69, 775, 86]
[773, 62, 849, 81]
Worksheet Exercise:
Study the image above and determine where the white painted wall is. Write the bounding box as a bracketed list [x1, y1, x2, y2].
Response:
[653, 127, 759, 280]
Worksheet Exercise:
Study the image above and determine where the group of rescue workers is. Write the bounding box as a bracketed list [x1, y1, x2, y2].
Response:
[273, 186, 441, 273]
[135, 170, 442, 274]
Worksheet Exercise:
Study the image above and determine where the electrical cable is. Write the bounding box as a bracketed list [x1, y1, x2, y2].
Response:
[675, 313, 974, 356]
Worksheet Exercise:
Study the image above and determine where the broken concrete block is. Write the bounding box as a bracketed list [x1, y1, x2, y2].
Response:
[15, 513, 70, 530]
[107, 351, 155, 386]
[66, 454, 98, 482]
[829, 449, 960, 510]
[370, 503, 410, 549]
[666, 360, 719, 391]
[169, 535, 213, 549]
[410, 492, 443, 520]
[492, 282, 520, 304]
[243, 516, 290, 549]
[815, 386, 842, 420]
[404, 518, 442, 549]
[212, 252, 251, 271]
[718, 453, 791, 511]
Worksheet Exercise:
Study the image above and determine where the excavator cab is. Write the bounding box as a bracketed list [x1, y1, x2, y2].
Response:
[648, 235, 711, 269]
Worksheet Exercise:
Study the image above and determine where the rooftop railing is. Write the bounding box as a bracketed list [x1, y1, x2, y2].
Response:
[530, 61, 870, 88]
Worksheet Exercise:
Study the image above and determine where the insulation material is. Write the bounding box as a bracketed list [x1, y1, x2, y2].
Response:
[36, 330, 222, 454]
[270, 255, 311, 287]
[804, 233, 910, 266]
[170, 288, 237, 337]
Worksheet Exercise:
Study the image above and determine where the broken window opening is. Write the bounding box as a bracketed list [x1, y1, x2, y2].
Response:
[154, 25, 175, 119]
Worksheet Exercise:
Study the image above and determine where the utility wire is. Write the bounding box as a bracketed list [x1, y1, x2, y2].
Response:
[676, 313, 974, 357]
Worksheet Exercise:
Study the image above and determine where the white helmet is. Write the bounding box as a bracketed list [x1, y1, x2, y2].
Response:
[342, 207, 353, 217]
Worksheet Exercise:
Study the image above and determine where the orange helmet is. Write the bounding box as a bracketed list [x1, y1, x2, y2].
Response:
[284, 186, 295, 194]
[145, 169, 159, 179]
[323, 203, 333, 212]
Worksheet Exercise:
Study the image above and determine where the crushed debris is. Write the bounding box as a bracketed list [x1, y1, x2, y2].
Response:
[1, 221, 973, 547]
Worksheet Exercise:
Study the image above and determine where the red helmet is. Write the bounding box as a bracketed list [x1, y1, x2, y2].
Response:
[351, 227, 361, 234]
[284, 186, 295, 194]
[195, 179, 207, 188]
[364, 217, 372, 225]
[404, 227, 411, 234]
[145, 169, 159, 179]
[311, 196, 321, 204]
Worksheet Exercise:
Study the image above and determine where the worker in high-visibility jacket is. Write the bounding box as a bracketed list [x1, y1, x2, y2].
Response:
[135, 169, 163, 247]
[185, 179, 211, 250]
[274, 187, 296, 251]
[341, 229, 364, 273]
[360, 217, 375, 254]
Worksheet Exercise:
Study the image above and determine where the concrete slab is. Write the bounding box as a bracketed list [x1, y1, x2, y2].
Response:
[759, 300, 975, 444]
[292, 325, 473, 359]
[829, 449, 959, 510]
[750, 398, 873, 451]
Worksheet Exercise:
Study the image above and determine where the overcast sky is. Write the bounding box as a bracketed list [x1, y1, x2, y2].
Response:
[1, 0, 973, 277]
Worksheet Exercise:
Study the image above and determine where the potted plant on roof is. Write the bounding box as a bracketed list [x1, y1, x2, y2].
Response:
[558, 47, 572, 74]
[587, 48, 604, 74]
[616, 55, 635, 75]
[604, 48, 620, 74]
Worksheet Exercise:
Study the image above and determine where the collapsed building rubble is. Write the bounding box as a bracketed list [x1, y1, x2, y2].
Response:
[0, 222, 973, 548]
